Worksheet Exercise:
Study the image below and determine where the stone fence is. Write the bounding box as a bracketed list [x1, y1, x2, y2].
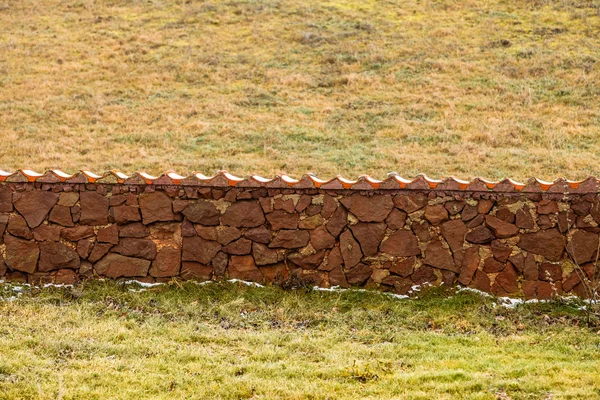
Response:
[0, 171, 599, 299]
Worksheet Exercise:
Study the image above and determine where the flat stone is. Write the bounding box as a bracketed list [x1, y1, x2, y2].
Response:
[61, 226, 95, 241]
[77, 239, 94, 259]
[212, 251, 228, 277]
[244, 226, 271, 244]
[458, 246, 480, 285]
[444, 200, 465, 216]
[379, 230, 420, 257]
[228, 255, 264, 283]
[222, 238, 252, 255]
[325, 206, 348, 238]
[424, 204, 449, 226]
[485, 215, 518, 239]
[88, 243, 113, 263]
[321, 195, 338, 219]
[393, 193, 428, 213]
[320, 246, 343, 271]
[385, 208, 407, 230]
[111, 205, 141, 224]
[289, 250, 326, 270]
[518, 229, 565, 261]
[411, 265, 436, 285]
[38, 241, 80, 272]
[97, 224, 119, 244]
[79, 191, 109, 225]
[253, 242, 283, 265]
[495, 263, 518, 293]
[389, 256, 415, 277]
[469, 270, 490, 292]
[149, 245, 181, 277]
[342, 193, 393, 222]
[139, 191, 174, 224]
[346, 263, 372, 286]
[221, 201, 265, 227]
[180, 262, 213, 280]
[94, 253, 150, 278]
[48, 205, 75, 227]
[515, 207, 535, 229]
[216, 226, 242, 245]
[182, 236, 222, 264]
[477, 199, 494, 214]
[195, 225, 218, 241]
[539, 262, 562, 282]
[119, 222, 149, 238]
[440, 220, 467, 253]
[350, 222, 386, 257]
[58, 192, 79, 207]
[328, 266, 349, 288]
[273, 198, 295, 213]
[0, 185, 13, 212]
[4, 235, 39, 273]
[465, 226, 494, 244]
[412, 220, 431, 242]
[182, 201, 220, 226]
[266, 210, 299, 230]
[14, 190, 59, 228]
[461, 205, 478, 221]
[7, 214, 33, 239]
[340, 230, 362, 268]
[495, 206, 515, 223]
[537, 200, 559, 215]
[298, 214, 324, 230]
[310, 226, 336, 251]
[269, 230, 310, 249]
[112, 238, 157, 260]
[32, 225, 61, 241]
[567, 230, 598, 264]
[482, 257, 504, 273]
[423, 240, 457, 272]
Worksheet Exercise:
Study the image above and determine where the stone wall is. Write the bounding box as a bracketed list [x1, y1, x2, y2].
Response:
[0, 175, 598, 299]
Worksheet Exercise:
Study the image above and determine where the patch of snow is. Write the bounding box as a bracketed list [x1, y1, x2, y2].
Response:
[122, 280, 164, 288]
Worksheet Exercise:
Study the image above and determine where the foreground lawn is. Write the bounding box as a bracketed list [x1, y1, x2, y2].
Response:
[1, 0, 599, 180]
[0, 281, 598, 399]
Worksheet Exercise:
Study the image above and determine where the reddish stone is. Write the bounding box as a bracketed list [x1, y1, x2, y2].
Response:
[466, 214, 484, 228]
[444, 200, 465, 216]
[289, 250, 327, 270]
[58, 192, 79, 207]
[411, 265, 436, 285]
[111, 205, 141, 224]
[94, 253, 150, 278]
[380, 230, 420, 257]
[195, 225, 218, 241]
[221, 201, 265, 227]
[88, 243, 113, 263]
[258, 197, 273, 213]
[485, 215, 518, 239]
[273, 198, 295, 213]
[14, 190, 59, 228]
[266, 210, 299, 230]
[539, 262, 562, 282]
[298, 214, 324, 230]
[385, 208, 407, 230]
[518, 229, 564, 261]
[7, 214, 33, 239]
[77, 239, 94, 259]
[461, 205, 478, 222]
[97, 224, 119, 244]
[341, 193, 393, 222]
[0, 213, 7, 242]
[0, 185, 13, 212]
[149, 245, 181, 277]
[38, 242, 80, 272]
[212, 251, 228, 277]
[33, 225, 60, 242]
[53, 269, 77, 285]
[477, 199, 494, 214]
[572, 201, 592, 216]
[537, 200, 559, 215]
[320, 247, 343, 271]
[79, 191, 109, 225]
[515, 207, 534, 230]
[305, 204, 322, 216]
[350, 222, 386, 257]
[567, 230, 598, 264]
[423, 240, 457, 272]
[182, 237, 222, 264]
[4, 271, 27, 283]
[4, 235, 39, 273]
[465, 226, 494, 244]
[390, 257, 415, 277]
[253, 242, 283, 265]
[109, 194, 127, 207]
[182, 201, 220, 226]
[469, 270, 490, 292]
[424, 204, 449, 226]
[562, 271, 581, 293]
[458, 246, 480, 285]
[536, 281, 557, 299]
[412, 220, 431, 242]
[229, 255, 264, 282]
[71, 206, 81, 223]
[522, 280, 536, 299]
[112, 238, 157, 260]
[310, 226, 336, 251]
[325, 206, 348, 238]
[328, 266, 349, 288]
[441, 270, 456, 286]
[244, 226, 271, 244]
[441, 220, 467, 253]
[269, 230, 309, 249]
[346, 263, 372, 286]
[491, 240, 512, 262]
[61, 226, 95, 241]
[339, 230, 362, 268]
[260, 263, 289, 284]
[321, 195, 338, 219]
[48, 205, 74, 227]
[150, 223, 179, 240]
[495, 207, 515, 223]
[537, 214, 555, 230]
[296, 195, 312, 213]
[138, 191, 174, 224]
[223, 238, 252, 255]
[523, 254, 538, 281]
[119, 222, 150, 238]
[557, 210, 575, 233]
[216, 226, 242, 245]
[180, 262, 213, 280]
[482, 257, 504, 273]
[393, 193, 427, 213]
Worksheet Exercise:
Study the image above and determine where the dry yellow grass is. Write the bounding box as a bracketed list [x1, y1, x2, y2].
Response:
[0, 0, 599, 180]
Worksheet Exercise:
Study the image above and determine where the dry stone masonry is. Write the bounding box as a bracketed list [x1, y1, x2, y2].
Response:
[1, 170, 599, 299]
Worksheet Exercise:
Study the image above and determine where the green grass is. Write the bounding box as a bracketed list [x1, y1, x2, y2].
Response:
[0, 0, 599, 180]
[0, 280, 599, 399]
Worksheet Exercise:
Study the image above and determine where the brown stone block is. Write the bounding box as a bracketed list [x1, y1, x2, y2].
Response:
[182, 201, 220, 226]
[94, 253, 150, 278]
[228, 255, 264, 283]
[350, 222, 386, 257]
[393, 193, 427, 213]
[485, 215, 518, 239]
[38, 241, 80, 272]
[346, 263, 372, 286]
[269, 230, 309, 249]
[517, 229, 564, 261]
[150, 245, 181, 277]
[424, 204, 449, 226]
[7, 214, 33, 239]
[379, 229, 420, 257]
[223, 238, 252, 255]
[112, 238, 157, 260]
[49, 205, 75, 227]
[4, 235, 39, 273]
[342, 193, 393, 222]
[221, 201, 265, 227]
[79, 191, 109, 225]
[182, 236, 222, 264]
[266, 210, 299, 230]
[14, 190, 59, 228]
[339, 230, 362, 268]
[139, 191, 174, 224]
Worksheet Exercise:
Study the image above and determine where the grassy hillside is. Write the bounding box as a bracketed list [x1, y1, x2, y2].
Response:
[0, 0, 599, 180]
[0, 281, 599, 399]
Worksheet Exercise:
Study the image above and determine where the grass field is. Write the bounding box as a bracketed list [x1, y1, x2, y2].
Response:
[0, 281, 598, 399]
[1, 0, 599, 180]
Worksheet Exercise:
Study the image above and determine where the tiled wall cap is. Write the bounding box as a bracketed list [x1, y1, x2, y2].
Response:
[1, 169, 600, 193]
